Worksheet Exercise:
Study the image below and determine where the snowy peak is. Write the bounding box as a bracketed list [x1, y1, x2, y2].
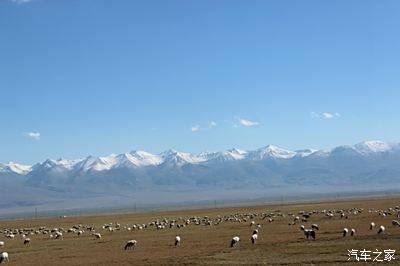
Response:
[160, 149, 206, 165]
[250, 145, 296, 159]
[354, 140, 394, 154]
[0, 162, 32, 175]
[114, 151, 162, 168]
[76, 155, 116, 172]
[227, 148, 248, 156]
[129, 150, 162, 165]
[207, 148, 248, 162]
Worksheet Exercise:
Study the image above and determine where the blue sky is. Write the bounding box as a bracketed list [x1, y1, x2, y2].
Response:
[1, 0, 400, 164]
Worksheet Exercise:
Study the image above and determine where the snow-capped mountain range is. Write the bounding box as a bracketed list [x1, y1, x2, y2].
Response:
[1, 140, 400, 216]
[2, 140, 398, 175]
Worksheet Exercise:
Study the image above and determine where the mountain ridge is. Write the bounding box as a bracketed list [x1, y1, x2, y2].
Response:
[2, 140, 399, 175]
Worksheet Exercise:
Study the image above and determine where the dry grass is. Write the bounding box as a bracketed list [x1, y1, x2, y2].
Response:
[1, 197, 400, 265]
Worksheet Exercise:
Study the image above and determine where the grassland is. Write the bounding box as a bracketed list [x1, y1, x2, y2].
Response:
[1, 197, 399, 265]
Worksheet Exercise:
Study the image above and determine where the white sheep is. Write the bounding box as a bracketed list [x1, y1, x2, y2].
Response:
[350, 229, 355, 236]
[124, 240, 137, 250]
[370, 222, 375, 230]
[175, 236, 181, 246]
[343, 228, 349, 237]
[0, 252, 9, 263]
[230, 236, 240, 247]
[251, 234, 258, 244]
[391, 220, 400, 226]
[302, 228, 316, 240]
[377, 225, 385, 234]
[23, 238, 31, 244]
[311, 224, 319, 230]
[0, 241, 4, 247]
[93, 233, 101, 239]
[55, 232, 62, 239]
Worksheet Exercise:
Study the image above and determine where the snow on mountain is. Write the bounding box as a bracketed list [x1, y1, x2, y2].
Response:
[160, 149, 207, 165]
[2, 140, 399, 175]
[31, 159, 79, 173]
[203, 148, 248, 162]
[54, 158, 82, 169]
[113, 151, 162, 168]
[294, 149, 318, 157]
[0, 162, 32, 175]
[354, 140, 394, 154]
[129, 150, 162, 166]
[249, 145, 297, 160]
[75, 155, 117, 172]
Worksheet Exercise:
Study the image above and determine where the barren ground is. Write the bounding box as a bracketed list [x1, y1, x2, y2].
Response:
[1, 197, 400, 265]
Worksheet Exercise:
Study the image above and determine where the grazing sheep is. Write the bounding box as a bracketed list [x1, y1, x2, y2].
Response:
[175, 236, 181, 246]
[252, 229, 258, 235]
[0, 241, 4, 247]
[230, 236, 240, 247]
[392, 220, 400, 226]
[311, 224, 319, 230]
[306, 229, 316, 240]
[124, 240, 137, 250]
[55, 232, 62, 239]
[24, 238, 31, 244]
[93, 233, 101, 239]
[377, 225, 385, 234]
[301, 226, 315, 239]
[343, 228, 349, 237]
[370, 222, 375, 230]
[251, 234, 258, 244]
[0, 252, 9, 263]
[350, 229, 355, 236]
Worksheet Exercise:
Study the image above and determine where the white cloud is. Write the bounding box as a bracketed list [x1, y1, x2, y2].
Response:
[209, 121, 217, 128]
[11, 0, 33, 4]
[25, 132, 40, 140]
[310, 112, 320, 118]
[311, 112, 341, 119]
[323, 112, 335, 119]
[239, 119, 259, 127]
[190, 125, 200, 132]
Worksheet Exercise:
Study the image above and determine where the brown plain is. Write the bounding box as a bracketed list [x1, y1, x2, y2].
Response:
[1, 197, 399, 265]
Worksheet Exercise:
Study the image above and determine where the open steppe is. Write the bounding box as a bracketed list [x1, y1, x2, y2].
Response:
[1, 197, 400, 265]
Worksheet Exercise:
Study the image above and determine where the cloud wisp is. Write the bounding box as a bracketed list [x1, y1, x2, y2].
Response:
[311, 112, 341, 119]
[190, 125, 200, 132]
[11, 0, 33, 4]
[25, 132, 40, 140]
[209, 121, 217, 128]
[239, 118, 259, 127]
